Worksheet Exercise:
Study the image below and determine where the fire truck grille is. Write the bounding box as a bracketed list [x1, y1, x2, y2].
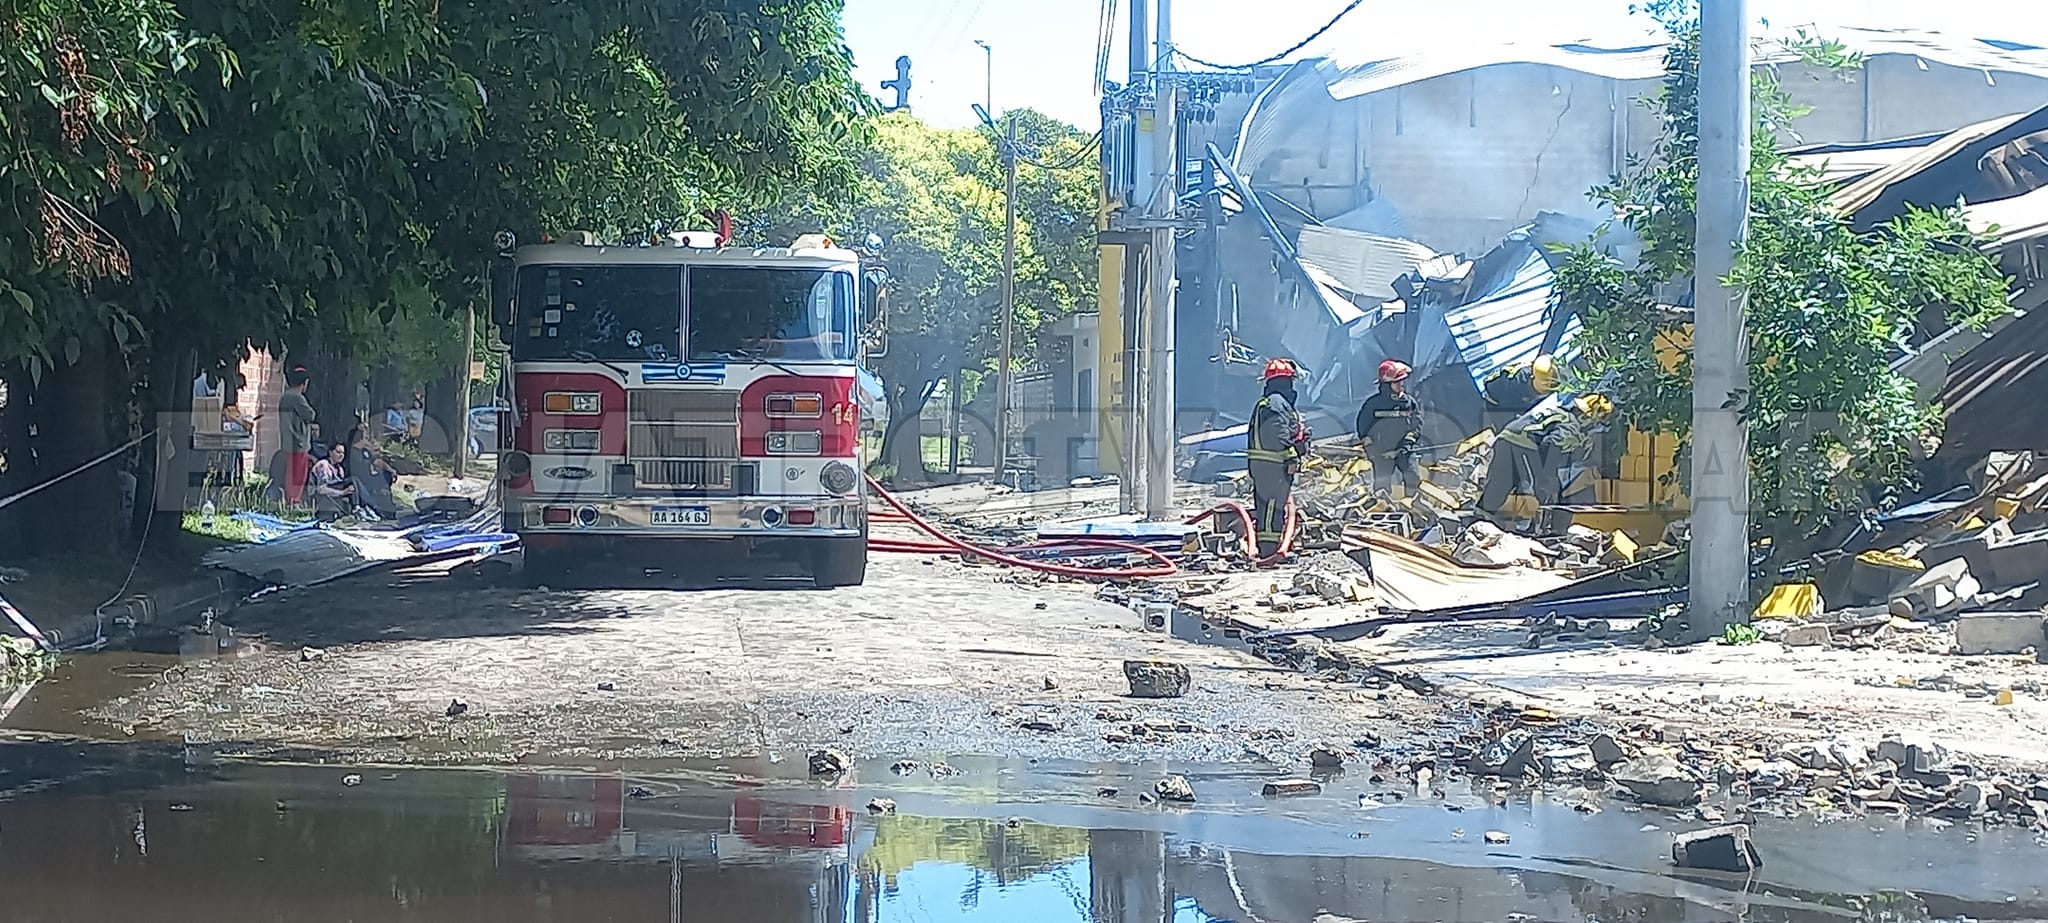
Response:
[626, 389, 740, 490]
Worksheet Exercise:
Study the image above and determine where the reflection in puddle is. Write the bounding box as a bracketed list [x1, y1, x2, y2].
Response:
[0, 744, 2041, 922]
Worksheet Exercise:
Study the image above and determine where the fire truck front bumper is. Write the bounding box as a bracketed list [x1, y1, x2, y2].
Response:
[508, 495, 867, 539]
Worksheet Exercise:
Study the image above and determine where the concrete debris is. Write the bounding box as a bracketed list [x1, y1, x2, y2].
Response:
[866, 798, 898, 815]
[1588, 733, 1629, 766]
[1453, 522, 1549, 568]
[1262, 779, 1324, 797]
[1671, 824, 1763, 873]
[1123, 660, 1191, 698]
[1484, 830, 1512, 845]
[1875, 734, 1949, 775]
[1155, 775, 1197, 803]
[807, 748, 851, 776]
[1891, 558, 1982, 619]
[1470, 728, 1537, 777]
[1953, 610, 2048, 656]
[889, 760, 922, 775]
[1292, 551, 1374, 603]
[1612, 754, 1702, 806]
[298, 647, 326, 662]
[1310, 745, 1349, 769]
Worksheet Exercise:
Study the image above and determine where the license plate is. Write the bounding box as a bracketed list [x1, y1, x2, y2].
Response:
[650, 506, 711, 526]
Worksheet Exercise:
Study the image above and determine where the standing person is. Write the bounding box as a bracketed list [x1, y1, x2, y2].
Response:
[1355, 359, 1423, 498]
[277, 366, 317, 505]
[1245, 358, 1311, 559]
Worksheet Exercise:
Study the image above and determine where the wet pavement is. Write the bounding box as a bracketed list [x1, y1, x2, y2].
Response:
[2, 738, 2045, 922]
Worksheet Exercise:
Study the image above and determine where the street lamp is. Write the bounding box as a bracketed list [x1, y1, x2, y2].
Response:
[973, 40, 992, 118]
[971, 42, 1016, 485]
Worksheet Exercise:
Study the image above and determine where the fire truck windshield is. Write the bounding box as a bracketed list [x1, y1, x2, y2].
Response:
[512, 265, 683, 362]
[687, 266, 856, 363]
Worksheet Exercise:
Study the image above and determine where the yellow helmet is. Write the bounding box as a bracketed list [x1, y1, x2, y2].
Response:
[1574, 394, 1615, 419]
[1531, 355, 1557, 395]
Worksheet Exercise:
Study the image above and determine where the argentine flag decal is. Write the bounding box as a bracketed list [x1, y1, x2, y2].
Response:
[640, 362, 728, 384]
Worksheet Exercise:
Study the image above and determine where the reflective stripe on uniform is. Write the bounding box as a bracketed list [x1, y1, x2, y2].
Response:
[1248, 396, 1300, 463]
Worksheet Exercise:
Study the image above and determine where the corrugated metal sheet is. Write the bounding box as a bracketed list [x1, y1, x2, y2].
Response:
[1965, 181, 2048, 247]
[1831, 110, 2039, 218]
[1322, 27, 2048, 102]
[1296, 226, 1442, 302]
[1787, 131, 1947, 185]
[1297, 261, 1368, 326]
[1442, 242, 1579, 386]
[1232, 61, 1337, 178]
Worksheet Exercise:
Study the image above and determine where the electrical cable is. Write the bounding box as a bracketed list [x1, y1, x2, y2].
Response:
[1170, 0, 1367, 70]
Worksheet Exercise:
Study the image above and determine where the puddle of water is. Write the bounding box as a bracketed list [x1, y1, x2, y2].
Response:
[0, 652, 185, 739]
[2, 743, 2044, 923]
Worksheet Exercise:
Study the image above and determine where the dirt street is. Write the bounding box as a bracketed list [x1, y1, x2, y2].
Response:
[84, 555, 1449, 767]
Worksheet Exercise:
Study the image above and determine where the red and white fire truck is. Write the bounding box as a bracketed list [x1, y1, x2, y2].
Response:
[488, 230, 885, 587]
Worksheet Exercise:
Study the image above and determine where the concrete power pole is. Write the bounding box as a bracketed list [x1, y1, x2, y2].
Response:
[1119, 0, 1150, 515]
[1140, 0, 1178, 519]
[996, 117, 1019, 483]
[1689, 0, 1753, 639]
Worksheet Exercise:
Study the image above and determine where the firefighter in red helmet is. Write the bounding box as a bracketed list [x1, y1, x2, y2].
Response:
[1246, 357, 1311, 558]
[1355, 358, 1423, 497]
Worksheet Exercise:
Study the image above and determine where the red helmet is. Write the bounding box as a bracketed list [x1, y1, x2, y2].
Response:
[1377, 359, 1412, 383]
[1261, 357, 1300, 381]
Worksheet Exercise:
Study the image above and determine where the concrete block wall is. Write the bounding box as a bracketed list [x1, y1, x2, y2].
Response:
[1314, 54, 2048, 258]
[1360, 65, 1626, 255]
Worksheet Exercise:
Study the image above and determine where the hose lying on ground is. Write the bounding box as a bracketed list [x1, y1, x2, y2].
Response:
[861, 475, 1299, 579]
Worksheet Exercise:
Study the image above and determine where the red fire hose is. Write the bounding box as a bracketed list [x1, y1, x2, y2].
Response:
[862, 475, 1298, 579]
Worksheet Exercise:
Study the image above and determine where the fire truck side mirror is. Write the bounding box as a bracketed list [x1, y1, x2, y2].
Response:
[488, 257, 515, 335]
[860, 268, 890, 359]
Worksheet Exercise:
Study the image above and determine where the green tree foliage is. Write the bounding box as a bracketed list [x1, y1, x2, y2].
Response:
[0, 0, 868, 551]
[1549, 24, 2013, 552]
[751, 111, 1098, 480]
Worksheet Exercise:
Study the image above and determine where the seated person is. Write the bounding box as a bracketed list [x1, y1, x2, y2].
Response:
[309, 443, 355, 520]
[344, 425, 401, 520]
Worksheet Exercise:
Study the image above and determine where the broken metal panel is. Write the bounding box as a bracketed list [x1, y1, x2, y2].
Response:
[1834, 106, 2048, 228]
[1296, 226, 1442, 303]
[1442, 239, 1580, 388]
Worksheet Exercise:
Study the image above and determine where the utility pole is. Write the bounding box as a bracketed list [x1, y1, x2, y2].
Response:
[453, 300, 476, 479]
[1120, 0, 1149, 515]
[1141, 0, 1177, 519]
[963, 40, 991, 477]
[1689, 0, 1753, 640]
[996, 116, 1019, 482]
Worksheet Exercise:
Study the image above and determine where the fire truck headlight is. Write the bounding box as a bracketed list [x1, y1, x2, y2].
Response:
[544, 429, 602, 452]
[765, 430, 822, 456]
[821, 461, 857, 495]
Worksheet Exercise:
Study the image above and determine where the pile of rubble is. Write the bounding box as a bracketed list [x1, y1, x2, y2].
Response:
[1756, 453, 2048, 660]
[1372, 702, 2048, 829]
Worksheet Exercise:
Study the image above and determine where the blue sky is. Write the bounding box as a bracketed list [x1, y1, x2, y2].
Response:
[841, 0, 2048, 130]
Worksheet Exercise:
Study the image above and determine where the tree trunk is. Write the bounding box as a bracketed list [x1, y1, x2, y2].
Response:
[135, 346, 195, 541]
[0, 363, 34, 559]
[285, 323, 362, 447]
[881, 388, 932, 485]
[34, 329, 123, 553]
[422, 379, 461, 456]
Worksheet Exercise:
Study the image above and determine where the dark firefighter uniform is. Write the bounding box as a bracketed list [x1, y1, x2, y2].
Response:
[1247, 358, 1311, 558]
[1479, 393, 1613, 520]
[1480, 354, 1557, 433]
[1355, 359, 1422, 496]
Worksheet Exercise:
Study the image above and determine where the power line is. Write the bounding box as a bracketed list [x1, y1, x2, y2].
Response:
[1171, 0, 1366, 70]
[1016, 133, 1103, 172]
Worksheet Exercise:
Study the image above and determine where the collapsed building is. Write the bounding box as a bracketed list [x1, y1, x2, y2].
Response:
[1080, 26, 2048, 503]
